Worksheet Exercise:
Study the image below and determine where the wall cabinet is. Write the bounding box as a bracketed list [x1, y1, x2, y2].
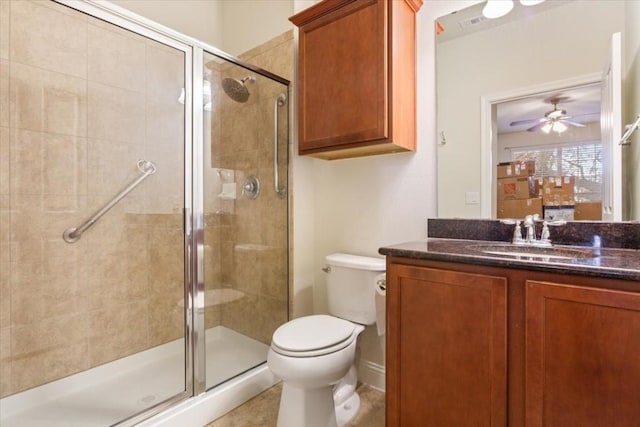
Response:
[386, 258, 640, 427]
[289, 0, 422, 160]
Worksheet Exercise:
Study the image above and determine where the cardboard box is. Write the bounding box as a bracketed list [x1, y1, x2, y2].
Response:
[497, 160, 535, 179]
[574, 201, 602, 220]
[542, 176, 575, 205]
[497, 197, 542, 219]
[544, 206, 575, 221]
[497, 177, 540, 201]
[543, 194, 575, 207]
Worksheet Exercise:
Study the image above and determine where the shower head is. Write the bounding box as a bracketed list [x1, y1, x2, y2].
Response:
[222, 76, 255, 103]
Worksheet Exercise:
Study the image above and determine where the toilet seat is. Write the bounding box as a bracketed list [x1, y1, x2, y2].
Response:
[271, 315, 357, 357]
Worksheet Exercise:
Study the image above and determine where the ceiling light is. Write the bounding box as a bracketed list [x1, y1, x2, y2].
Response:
[541, 122, 552, 134]
[482, 0, 514, 19]
[520, 0, 545, 5]
[553, 121, 568, 133]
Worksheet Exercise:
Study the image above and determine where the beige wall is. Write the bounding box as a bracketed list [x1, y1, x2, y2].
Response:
[111, 0, 224, 47]
[221, 0, 294, 56]
[0, 0, 186, 397]
[113, 0, 294, 57]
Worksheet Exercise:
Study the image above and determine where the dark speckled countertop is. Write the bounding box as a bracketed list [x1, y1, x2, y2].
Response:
[379, 219, 640, 281]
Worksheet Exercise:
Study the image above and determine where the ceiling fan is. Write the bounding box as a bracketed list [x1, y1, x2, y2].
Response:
[509, 97, 589, 134]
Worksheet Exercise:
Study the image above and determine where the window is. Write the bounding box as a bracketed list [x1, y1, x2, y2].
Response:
[511, 141, 602, 202]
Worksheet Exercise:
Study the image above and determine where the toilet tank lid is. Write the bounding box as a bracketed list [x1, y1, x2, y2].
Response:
[325, 253, 386, 271]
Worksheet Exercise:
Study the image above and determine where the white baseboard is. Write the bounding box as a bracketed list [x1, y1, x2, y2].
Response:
[358, 359, 385, 392]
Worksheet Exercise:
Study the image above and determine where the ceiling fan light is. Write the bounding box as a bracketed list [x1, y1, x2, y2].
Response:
[541, 123, 552, 134]
[553, 121, 568, 133]
[482, 0, 514, 19]
[520, 0, 545, 6]
[547, 109, 564, 119]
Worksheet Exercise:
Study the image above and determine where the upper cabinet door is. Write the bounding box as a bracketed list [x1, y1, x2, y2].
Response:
[290, 0, 422, 160]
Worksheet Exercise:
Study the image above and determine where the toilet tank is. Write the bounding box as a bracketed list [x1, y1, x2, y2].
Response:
[325, 253, 386, 325]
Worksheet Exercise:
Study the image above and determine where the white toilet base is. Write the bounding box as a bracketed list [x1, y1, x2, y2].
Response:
[276, 383, 337, 427]
[335, 392, 361, 427]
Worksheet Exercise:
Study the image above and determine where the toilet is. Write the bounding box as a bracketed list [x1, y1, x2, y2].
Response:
[267, 253, 386, 427]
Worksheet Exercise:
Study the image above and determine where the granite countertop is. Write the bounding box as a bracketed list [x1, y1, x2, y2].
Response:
[379, 219, 640, 281]
[379, 239, 640, 281]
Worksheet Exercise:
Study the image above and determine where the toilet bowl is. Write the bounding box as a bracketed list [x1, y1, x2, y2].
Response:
[267, 253, 386, 427]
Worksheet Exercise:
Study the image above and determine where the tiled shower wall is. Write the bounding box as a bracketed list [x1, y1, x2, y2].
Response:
[205, 31, 293, 344]
[0, 0, 185, 397]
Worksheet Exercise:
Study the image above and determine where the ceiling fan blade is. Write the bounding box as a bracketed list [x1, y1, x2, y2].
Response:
[561, 119, 586, 128]
[510, 118, 545, 127]
[527, 121, 549, 132]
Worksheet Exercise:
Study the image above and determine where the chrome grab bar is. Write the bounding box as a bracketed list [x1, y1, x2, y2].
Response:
[274, 93, 287, 197]
[62, 160, 157, 243]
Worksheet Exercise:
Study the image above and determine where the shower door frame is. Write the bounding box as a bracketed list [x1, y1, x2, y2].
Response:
[53, 1, 291, 425]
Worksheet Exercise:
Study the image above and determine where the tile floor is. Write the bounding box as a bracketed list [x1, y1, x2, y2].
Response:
[204, 383, 385, 427]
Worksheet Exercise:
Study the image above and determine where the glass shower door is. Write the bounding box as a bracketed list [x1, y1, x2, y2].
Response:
[201, 51, 289, 390]
[0, 1, 190, 426]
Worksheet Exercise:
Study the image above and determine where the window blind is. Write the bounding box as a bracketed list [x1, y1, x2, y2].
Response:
[510, 141, 602, 202]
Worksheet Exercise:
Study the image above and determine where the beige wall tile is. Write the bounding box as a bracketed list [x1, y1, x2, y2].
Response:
[9, 128, 41, 195]
[11, 341, 88, 394]
[10, 62, 87, 136]
[87, 82, 145, 144]
[146, 41, 185, 105]
[0, 1, 8, 60]
[42, 133, 88, 196]
[0, 126, 8, 194]
[0, 59, 8, 127]
[146, 98, 185, 153]
[88, 23, 145, 93]
[0, 260, 10, 328]
[87, 138, 146, 197]
[88, 301, 149, 367]
[11, 313, 88, 356]
[41, 253, 87, 319]
[149, 296, 184, 347]
[10, 259, 45, 326]
[0, 326, 10, 397]
[148, 225, 183, 296]
[10, 0, 87, 78]
[9, 194, 44, 262]
[144, 145, 184, 213]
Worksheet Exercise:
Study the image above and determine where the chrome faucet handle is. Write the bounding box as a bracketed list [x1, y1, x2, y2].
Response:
[539, 220, 567, 246]
[500, 219, 524, 244]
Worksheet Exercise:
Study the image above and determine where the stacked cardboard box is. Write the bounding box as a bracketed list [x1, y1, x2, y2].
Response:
[541, 176, 575, 221]
[574, 201, 602, 220]
[496, 161, 541, 219]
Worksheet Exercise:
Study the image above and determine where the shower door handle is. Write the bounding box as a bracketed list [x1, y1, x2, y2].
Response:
[274, 93, 287, 197]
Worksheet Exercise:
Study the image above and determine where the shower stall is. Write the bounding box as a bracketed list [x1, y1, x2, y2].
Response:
[0, 1, 290, 426]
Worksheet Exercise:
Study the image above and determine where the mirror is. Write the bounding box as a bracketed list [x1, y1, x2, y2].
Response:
[436, 0, 640, 221]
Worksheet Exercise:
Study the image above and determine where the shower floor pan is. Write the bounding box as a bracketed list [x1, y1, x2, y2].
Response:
[0, 326, 269, 427]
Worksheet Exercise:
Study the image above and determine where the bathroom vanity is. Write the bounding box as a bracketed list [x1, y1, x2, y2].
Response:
[380, 219, 640, 427]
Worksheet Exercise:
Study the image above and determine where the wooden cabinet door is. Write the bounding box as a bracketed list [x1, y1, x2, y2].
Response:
[290, 0, 420, 159]
[526, 281, 640, 427]
[387, 263, 508, 427]
[295, 0, 387, 153]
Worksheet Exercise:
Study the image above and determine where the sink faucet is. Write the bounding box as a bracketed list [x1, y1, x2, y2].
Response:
[539, 219, 567, 246]
[523, 214, 539, 244]
[501, 215, 566, 246]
